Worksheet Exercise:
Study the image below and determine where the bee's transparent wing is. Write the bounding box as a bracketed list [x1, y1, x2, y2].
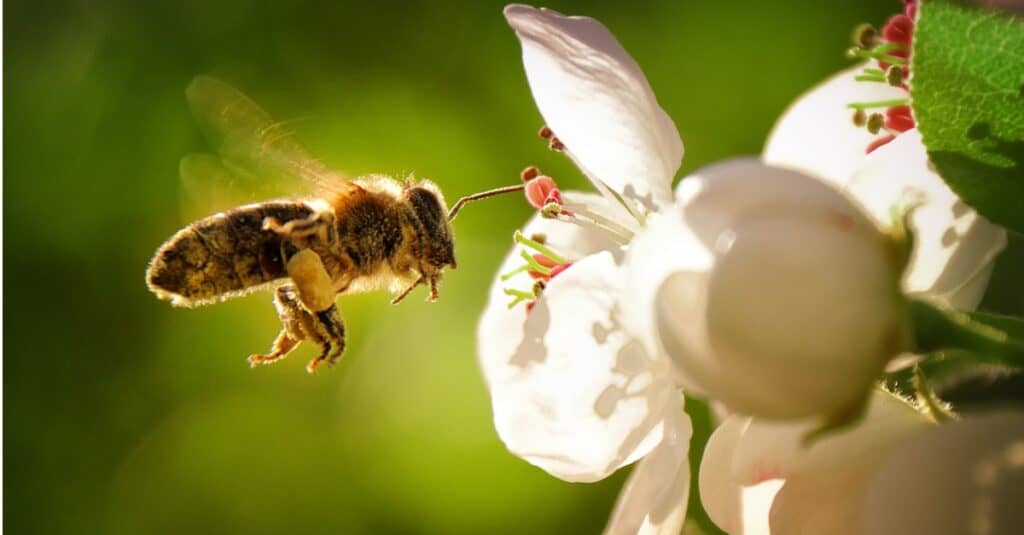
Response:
[178, 153, 299, 222]
[183, 76, 352, 208]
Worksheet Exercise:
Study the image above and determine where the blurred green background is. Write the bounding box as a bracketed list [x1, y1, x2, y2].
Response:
[7, 1, 1019, 534]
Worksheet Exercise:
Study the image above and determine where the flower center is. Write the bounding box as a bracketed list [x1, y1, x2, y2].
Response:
[500, 126, 643, 313]
[846, 0, 918, 153]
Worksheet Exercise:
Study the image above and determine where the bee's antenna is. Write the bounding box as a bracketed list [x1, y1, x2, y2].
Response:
[447, 184, 526, 222]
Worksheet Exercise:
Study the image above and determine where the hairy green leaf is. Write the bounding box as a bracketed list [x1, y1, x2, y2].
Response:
[911, 0, 1024, 232]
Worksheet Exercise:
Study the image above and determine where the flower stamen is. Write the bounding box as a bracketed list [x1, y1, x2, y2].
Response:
[514, 230, 569, 264]
[503, 287, 535, 309]
[519, 250, 553, 276]
[501, 236, 574, 312]
[847, 1, 918, 153]
[846, 98, 911, 110]
[548, 210, 632, 245]
[537, 124, 565, 152]
[520, 165, 540, 182]
[845, 43, 908, 66]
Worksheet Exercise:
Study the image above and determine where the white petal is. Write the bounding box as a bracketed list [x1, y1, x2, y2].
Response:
[505, 4, 682, 209]
[700, 392, 926, 534]
[731, 390, 928, 485]
[847, 129, 1007, 310]
[485, 251, 675, 482]
[699, 416, 748, 533]
[863, 411, 1024, 534]
[699, 415, 784, 535]
[605, 409, 691, 535]
[658, 159, 906, 419]
[762, 63, 906, 188]
[742, 481, 783, 535]
[478, 192, 622, 388]
[622, 208, 714, 393]
[768, 466, 870, 535]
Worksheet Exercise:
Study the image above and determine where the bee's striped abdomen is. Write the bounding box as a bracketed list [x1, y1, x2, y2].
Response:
[146, 201, 314, 307]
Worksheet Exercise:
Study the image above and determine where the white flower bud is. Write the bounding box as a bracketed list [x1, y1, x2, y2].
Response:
[645, 158, 909, 419]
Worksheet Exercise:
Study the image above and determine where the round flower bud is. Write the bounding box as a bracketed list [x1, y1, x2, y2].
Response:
[647, 158, 909, 419]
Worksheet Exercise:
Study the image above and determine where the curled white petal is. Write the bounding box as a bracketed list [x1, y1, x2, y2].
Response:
[847, 129, 1007, 310]
[762, 63, 905, 188]
[863, 411, 1024, 534]
[657, 159, 906, 419]
[699, 415, 748, 533]
[698, 414, 787, 535]
[604, 408, 691, 535]
[622, 209, 713, 394]
[505, 4, 682, 209]
[484, 251, 674, 482]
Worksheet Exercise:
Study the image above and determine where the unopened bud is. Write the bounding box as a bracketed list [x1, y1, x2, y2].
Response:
[646, 160, 908, 420]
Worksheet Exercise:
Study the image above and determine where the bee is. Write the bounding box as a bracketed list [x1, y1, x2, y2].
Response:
[146, 76, 522, 374]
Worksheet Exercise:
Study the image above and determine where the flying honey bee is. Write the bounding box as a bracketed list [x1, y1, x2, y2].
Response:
[146, 76, 522, 374]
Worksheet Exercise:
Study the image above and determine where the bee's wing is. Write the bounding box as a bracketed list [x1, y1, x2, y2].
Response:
[184, 76, 354, 205]
[178, 153, 297, 222]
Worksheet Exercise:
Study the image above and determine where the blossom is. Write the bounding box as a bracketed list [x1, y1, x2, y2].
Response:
[763, 64, 1007, 310]
[638, 61, 1008, 421]
[627, 160, 909, 420]
[699, 390, 1024, 534]
[478, 5, 690, 533]
[693, 44, 1015, 533]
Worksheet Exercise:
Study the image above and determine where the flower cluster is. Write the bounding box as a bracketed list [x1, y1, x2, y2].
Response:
[478, 3, 1019, 534]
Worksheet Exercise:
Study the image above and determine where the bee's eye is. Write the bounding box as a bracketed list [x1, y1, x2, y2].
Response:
[407, 187, 443, 229]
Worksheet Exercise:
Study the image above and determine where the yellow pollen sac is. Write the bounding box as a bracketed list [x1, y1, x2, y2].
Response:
[286, 249, 336, 312]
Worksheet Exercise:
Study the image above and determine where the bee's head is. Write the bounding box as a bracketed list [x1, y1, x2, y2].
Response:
[404, 180, 457, 272]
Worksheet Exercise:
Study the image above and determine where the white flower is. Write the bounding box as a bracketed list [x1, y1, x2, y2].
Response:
[637, 64, 1008, 421]
[478, 5, 690, 533]
[861, 410, 1024, 534]
[692, 64, 1016, 532]
[700, 390, 1024, 534]
[764, 64, 1007, 310]
[628, 159, 909, 420]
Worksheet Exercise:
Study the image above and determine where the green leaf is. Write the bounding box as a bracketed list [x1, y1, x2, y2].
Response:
[909, 299, 1024, 370]
[910, 1, 1024, 233]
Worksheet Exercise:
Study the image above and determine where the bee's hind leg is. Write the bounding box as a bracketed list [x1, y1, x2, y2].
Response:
[306, 306, 346, 374]
[247, 284, 347, 374]
[247, 285, 305, 367]
[287, 249, 347, 374]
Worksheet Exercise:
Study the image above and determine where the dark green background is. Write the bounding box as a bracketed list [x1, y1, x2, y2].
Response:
[9, 1, 1016, 534]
